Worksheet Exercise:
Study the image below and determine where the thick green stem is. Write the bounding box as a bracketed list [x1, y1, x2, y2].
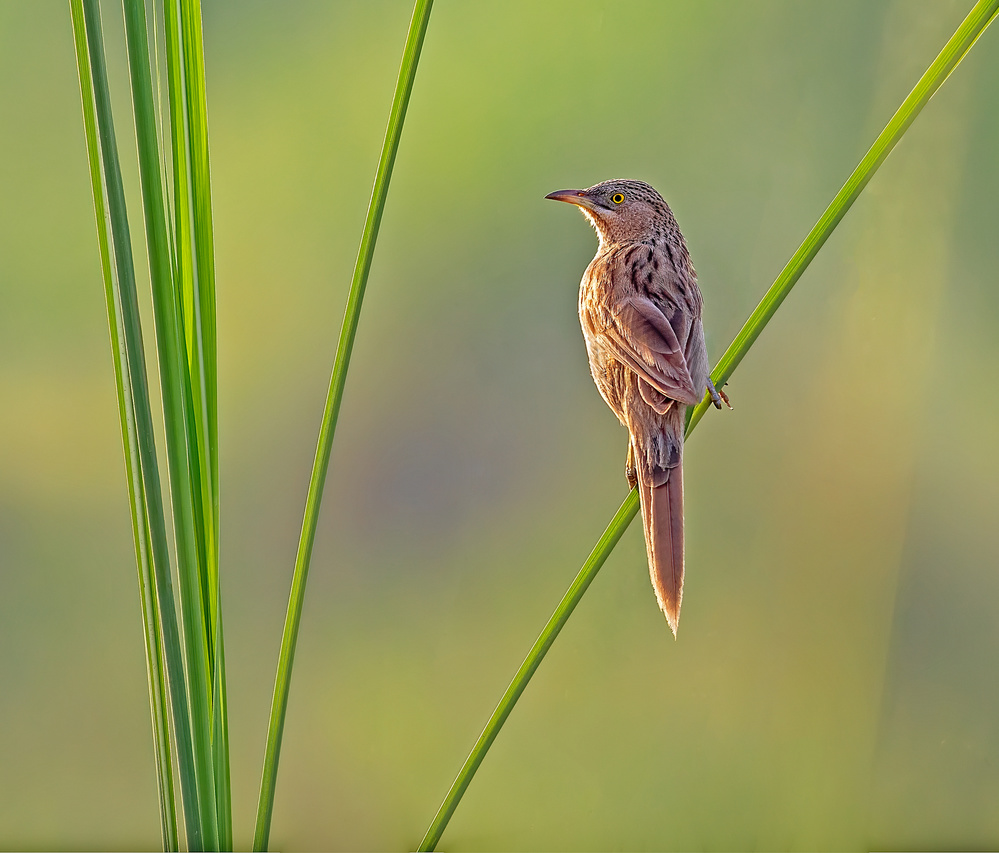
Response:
[419, 491, 640, 851]
[418, 1, 999, 849]
[686, 0, 999, 433]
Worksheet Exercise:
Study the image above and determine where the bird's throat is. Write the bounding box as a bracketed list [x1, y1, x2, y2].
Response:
[580, 208, 608, 251]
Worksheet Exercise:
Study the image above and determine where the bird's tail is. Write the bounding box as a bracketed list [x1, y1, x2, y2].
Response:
[638, 461, 684, 636]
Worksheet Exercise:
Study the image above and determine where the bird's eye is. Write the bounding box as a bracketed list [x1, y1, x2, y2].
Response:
[611, 193, 625, 204]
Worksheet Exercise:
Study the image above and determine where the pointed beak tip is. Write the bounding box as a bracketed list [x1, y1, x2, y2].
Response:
[545, 189, 587, 205]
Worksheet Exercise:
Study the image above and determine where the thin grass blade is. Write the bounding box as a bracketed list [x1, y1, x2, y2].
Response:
[160, 0, 230, 842]
[76, 0, 202, 845]
[417, 2, 999, 848]
[161, 0, 216, 701]
[121, 0, 218, 845]
[176, 3, 230, 840]
[211, 617, 231, 849]
[686, 0, 999, 433]
[179, 0, 219, 520]
[252, 1, 434, 848]
[418, 490, 640, 851]
[70, 2, 177, 846]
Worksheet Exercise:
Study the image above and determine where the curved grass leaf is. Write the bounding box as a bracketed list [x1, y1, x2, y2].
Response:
[418, 1, 999, 848]
[252, 1, 435, 849]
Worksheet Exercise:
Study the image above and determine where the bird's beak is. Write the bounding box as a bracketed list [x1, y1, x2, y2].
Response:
[545, 189, 593, 209]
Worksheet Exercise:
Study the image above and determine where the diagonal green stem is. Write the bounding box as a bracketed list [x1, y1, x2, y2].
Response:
[686, 0, 999, 434]
[418, 491, 640, 851]
[252, 1, 434, 849]
[418, 1, 999, 849]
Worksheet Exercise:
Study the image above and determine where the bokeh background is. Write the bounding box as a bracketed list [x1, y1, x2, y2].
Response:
[2, 1, 999, 849]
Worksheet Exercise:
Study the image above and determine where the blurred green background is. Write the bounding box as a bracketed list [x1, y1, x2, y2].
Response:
[2, 1, 999, 849]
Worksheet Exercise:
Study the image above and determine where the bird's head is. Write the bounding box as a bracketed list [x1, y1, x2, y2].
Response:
[545, 179, 674, 247]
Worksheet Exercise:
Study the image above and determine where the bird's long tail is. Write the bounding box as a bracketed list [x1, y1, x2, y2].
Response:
[638, 461, 684, 636]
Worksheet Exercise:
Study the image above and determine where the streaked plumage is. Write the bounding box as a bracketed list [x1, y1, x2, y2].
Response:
[546, 179, 719, 636]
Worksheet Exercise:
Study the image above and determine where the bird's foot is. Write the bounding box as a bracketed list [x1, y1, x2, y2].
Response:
[626, 465, 638, 490]
[707, 378, 732, 410]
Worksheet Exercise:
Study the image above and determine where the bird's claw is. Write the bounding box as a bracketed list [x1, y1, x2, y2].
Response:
[626, 442, 638, 490]
[707, 378, 732, 410]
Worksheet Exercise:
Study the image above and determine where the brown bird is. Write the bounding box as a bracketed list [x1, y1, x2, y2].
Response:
[546, 179, 726, 636]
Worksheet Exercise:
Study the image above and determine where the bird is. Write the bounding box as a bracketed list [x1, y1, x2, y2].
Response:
[546, 179, 727, 636]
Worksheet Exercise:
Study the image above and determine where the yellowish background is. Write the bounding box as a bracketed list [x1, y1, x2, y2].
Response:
[2, 1, 999, 849]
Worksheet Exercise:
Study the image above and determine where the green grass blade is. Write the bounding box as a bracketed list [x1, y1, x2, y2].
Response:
[149, 0, 178, 283]
[417, 2, 999, 848]
[179, 0, 219, 524]
[176, 2, 230, 840]
[418, 490, 640, 852]
[69, 3, 177, 847]
[121, 0, 218, 846]
[252, 1, 434, 849]
[160, 0, 230, 842]
[211, 613, 231, 850]
[160, 0, 209, 660]
[77, 0, 202, 846]
[161, 0, 216, 705]
[686, 0, 999, 434]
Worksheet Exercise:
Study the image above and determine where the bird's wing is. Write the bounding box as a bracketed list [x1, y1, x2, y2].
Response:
[600, 295, 701, 406]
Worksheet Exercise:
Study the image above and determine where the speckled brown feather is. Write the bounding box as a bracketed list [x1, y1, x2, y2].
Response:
[547, 179, 710, 636]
